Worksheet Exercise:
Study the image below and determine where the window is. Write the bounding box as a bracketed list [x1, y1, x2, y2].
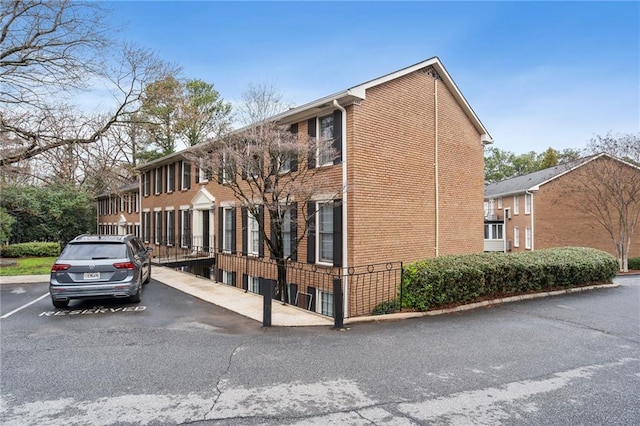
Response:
[180, 161, 191, 190]
[318, 114, 334, 166]
[497, 198, 503, 209]
[223, 208, 234, 252]
[514, 226, 520, 247]
[222, 270, 234, 286]
[525, 227, 532, 249]
[166, 163, 175, 192]
[484, 223, 503, 240]
[513, 195, 520, 215]
[222, 152, 233, 183]
[154, 211, 162, 244]
[248, 214, 260, 256]
[319, 290, 333, 317]
[142, 211, 150, 243]
[180, 209, 190, 248]
[318, 203, 334, 263]
[248, 276, 260, 294]
[283, 209, 292, 258]
[154, 168, 163, 194]
[166, 210, 175, 246]
[525, 193, 532, 214]
[143, 172, 151, 196]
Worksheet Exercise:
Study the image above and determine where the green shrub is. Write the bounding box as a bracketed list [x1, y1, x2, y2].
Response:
[371, 300, 401, 315]
[628, 257, 640, 270]
[0, 242, 61, 258]
[402, 247, 618, 312]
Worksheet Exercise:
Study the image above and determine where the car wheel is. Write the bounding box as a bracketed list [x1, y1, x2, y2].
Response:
[129, 283, 141, 303]
[52, 299, 69, 309]
[143, 264, 151, 285]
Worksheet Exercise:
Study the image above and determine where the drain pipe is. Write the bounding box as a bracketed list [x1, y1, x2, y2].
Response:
[333, 99, 348, 318]
[434, 79, 440, 257]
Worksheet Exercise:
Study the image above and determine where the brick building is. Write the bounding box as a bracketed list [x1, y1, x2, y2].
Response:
[484, 153, 640, 259]
[97, 57, 492, 317]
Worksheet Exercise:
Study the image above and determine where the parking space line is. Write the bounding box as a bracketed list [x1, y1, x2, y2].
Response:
[1, 293, 50, 319]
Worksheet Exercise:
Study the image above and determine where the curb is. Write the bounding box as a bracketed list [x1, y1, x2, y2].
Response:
[344, 283, 620, 325]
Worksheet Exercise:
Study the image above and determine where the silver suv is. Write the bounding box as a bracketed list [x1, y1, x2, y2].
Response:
[50, 234, 152, 308]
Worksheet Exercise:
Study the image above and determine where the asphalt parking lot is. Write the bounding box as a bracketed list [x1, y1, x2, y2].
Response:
[1, 275, 638, 425]
[0, 278, 262, 334]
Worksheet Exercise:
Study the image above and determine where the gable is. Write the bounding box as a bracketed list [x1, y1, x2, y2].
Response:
[191, 188, 215, 210]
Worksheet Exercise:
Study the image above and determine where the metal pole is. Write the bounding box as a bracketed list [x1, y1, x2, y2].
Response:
[333, 277, 344, 329]
[262, 280, 272, 327]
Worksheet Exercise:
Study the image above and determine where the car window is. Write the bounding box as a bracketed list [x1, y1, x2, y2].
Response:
[129, 238, 143, 253]
[59, 243, 128, 260]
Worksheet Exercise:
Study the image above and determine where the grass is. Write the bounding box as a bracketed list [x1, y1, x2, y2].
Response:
[0, 257, 56, 276]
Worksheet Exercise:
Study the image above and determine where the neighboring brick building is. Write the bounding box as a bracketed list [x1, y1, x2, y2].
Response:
[96, 182, 140, 237]
[98, 57, 492, 317]
[484, 153, 640, 259]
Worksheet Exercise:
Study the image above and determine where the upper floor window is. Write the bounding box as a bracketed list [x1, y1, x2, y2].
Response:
[223, 208, 234, 252]
[180, 161, 191, 190]
[166, 163, 175, 193]
[143, 171, 151, 196]
[154, 168, 163, 194]
[525, 193, 532, 214]
[318, 114, 334, 167]
[497, 198, 503, 209]
[513, 195, 520, 215]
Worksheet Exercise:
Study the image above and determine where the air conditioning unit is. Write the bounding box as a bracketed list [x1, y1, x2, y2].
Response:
[504, 208, 512, 220]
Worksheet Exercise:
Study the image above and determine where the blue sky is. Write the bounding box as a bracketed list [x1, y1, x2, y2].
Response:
[106, 1, 639, 154]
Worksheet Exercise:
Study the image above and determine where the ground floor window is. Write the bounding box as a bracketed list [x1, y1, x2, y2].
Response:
[248, 276, 260, 294]
[319, 290, 333, 317]
[222, 270, 234, 286]
[514, 226, 520, 247]
[525, 227, 532, 249]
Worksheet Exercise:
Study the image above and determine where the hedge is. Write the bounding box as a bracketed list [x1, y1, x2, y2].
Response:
[402, 247, 618, 312]
[628, 257, 640, 270]
[0, 242, 61, 258]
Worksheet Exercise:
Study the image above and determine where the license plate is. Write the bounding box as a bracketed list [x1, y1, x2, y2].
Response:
[83, 272, 100, 280]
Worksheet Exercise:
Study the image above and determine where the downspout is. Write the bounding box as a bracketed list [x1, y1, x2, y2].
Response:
[526, 190, 534, 251]
[333, 99, 349, 318]
[138, 172, 143, 240]
[434, 79, 440, 257]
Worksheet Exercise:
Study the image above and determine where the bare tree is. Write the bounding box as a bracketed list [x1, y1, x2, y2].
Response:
[561, 152, 640, 272]
[587, 132, 640, 165]
[0, 1, 177, 170]
[190, 85, 342, 302]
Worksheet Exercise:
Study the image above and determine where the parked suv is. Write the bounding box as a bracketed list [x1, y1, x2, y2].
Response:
[49, 234, 152, 308]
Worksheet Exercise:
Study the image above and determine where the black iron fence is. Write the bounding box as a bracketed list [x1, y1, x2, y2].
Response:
[150, 239, 404, 323]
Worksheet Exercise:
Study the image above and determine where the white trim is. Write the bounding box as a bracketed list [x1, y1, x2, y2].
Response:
[164, 206, 174, 211]
[179, 204, 190, 210]
[154, 207, 162, 212]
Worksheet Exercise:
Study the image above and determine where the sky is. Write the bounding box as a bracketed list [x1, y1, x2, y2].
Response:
[104, 1, 639, 155]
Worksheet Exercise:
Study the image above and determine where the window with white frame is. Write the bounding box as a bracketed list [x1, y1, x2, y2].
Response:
[143, 172, 151, 196]
[247, 213, 260, 256]
[154, 211, 162, 244]
[484, 223, 503, 240]
[525, 227, 532, 249]
[248, 275, 260, 294]
[142, 211, 151, 243]
[223, 207, 234, 252]
[166, 210, 175, 246]
[180, 209, 190, 247]
[514, 226, 520, 247]
[222, 152, 233, 183]
[282, 209, 292, 258]
[497, 198, 503, 209]
[222, 270, 233, 286]
[155, 168, 162, 194]
[319, 290, 333, 317]
[317, 202, 334, 264]
[166, 163, 175, 192]
[180, 161, 190, 190]
[318, 114, 334, 166]
[513, 195, 520, 215]
[525, 193, 532, 214]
